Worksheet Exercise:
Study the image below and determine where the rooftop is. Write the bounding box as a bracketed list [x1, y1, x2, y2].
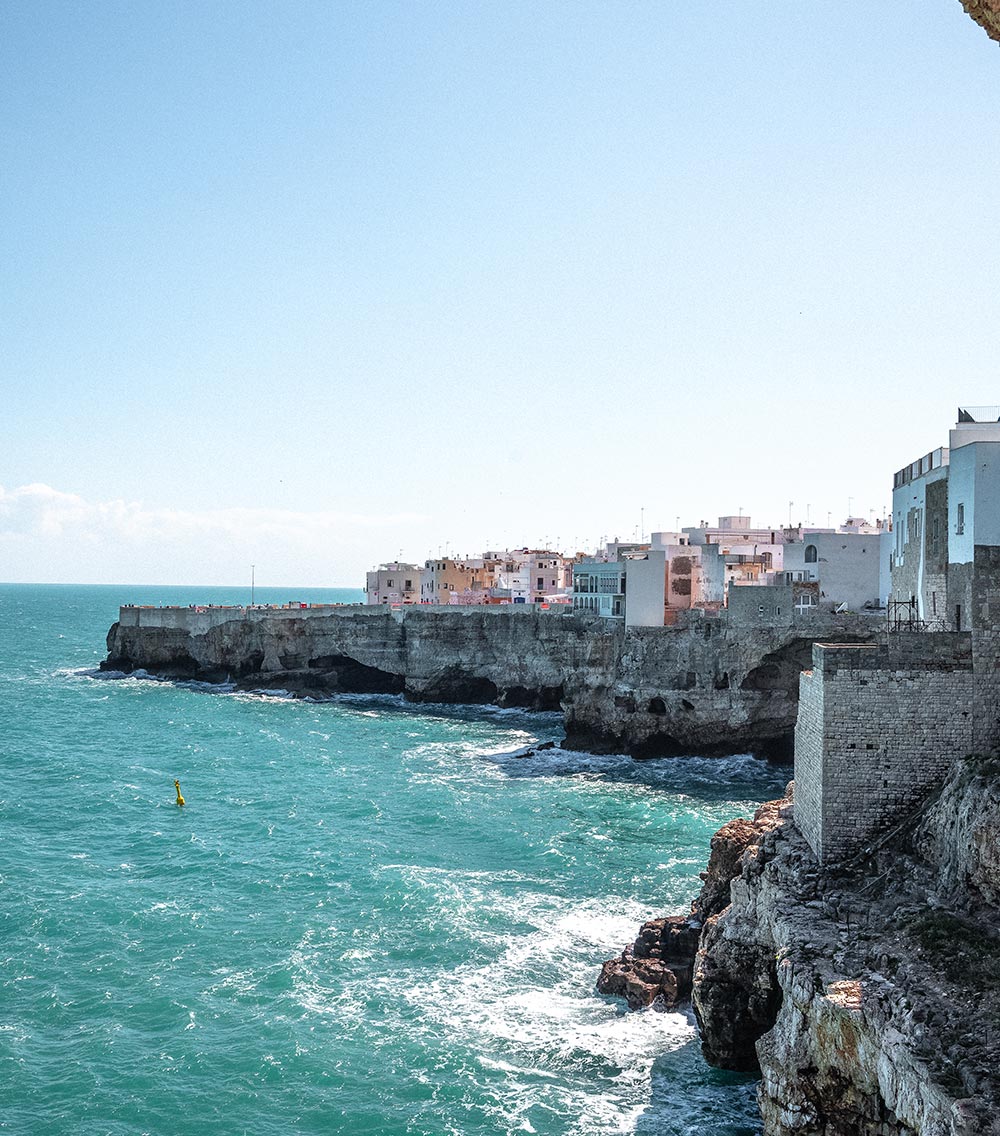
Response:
[958, 405, 1000, 423]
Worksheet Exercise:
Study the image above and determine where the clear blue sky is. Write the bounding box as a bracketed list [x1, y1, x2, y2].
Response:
[2, 1, 998, 584]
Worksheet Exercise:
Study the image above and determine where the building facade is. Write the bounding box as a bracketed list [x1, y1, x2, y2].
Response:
[572, 550, 667, 627]
[366, 562, 422, 605]
[782, 529, 885, 611]
[890, 406, 1000, 629]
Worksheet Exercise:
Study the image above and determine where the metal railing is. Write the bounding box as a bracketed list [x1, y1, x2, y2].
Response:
[958, 405, 1000, 423]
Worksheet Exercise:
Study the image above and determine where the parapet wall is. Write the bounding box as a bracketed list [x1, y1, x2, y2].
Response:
[116, 603, 398, 633]
[115, 602, 576, 633]
[794, 633, 975, 862]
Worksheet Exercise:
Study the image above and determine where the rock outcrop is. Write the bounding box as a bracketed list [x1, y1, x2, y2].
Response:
[602, 763, 1000, 1134]
[597, 915, 700, 1009]
[104, 605, 878, 759]
[959, 0, 1000, 44]
[596, 799, 781, 1018]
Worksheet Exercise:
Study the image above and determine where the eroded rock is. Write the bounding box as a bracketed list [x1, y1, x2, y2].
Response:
[596, 915, 700, 1009]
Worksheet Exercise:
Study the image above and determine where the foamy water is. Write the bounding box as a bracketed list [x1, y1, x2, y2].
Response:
[0, 584, 776, 1134]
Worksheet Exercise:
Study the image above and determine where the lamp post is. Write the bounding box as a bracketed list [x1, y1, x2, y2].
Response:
[251, 564, 255, 607]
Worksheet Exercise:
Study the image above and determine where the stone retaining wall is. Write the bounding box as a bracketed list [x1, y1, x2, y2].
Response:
[794, 633, 976, 862]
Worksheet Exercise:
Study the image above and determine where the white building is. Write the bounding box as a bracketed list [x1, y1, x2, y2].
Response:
[572, 550, 666, 627]
[682, 516, 790, 569]
[781, 529, 885, 611]
[890, 406, 1000, 629]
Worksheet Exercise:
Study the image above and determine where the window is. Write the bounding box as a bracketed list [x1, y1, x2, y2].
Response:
[387, 579, 393, 587]
[805, 545, 818, 564]
[405, 579, 412, 589]
[957, 503, 965, 535]
[537, 577, 544, 588]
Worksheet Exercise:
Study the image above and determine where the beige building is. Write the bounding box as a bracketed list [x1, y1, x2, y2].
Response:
[420, 557, 497, 604]
[366, 562, 422, 605]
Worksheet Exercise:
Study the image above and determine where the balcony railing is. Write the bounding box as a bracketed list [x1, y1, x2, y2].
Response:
[893, 446, 949, 489]
[958, 405, 1000, 423]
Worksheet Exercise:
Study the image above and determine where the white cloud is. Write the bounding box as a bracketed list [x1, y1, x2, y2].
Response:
[0, 483, 429, 585]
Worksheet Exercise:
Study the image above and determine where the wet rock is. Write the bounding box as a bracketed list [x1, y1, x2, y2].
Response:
[597, 915, 700, 1010]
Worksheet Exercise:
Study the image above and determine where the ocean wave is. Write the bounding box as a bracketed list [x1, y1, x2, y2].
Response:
[280, 886, 699, 1136]
[486, 745, 785, 791]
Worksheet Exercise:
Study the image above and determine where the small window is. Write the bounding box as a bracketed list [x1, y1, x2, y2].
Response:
[805, 544, 818, 563]
[957, 503, 965, 535]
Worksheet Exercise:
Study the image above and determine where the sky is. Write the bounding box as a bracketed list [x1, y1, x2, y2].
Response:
[2, 1, 999, 586]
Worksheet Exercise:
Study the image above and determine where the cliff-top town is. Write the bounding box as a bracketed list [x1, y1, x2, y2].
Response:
[105, 405, 1000, 1132]
[368, 405, 1000, 634]
[13, 2, 1000, 1134]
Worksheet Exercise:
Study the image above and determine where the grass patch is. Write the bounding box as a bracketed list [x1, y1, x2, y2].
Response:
[906, 911, 1000, 989]
[966, 752, 1000, 780]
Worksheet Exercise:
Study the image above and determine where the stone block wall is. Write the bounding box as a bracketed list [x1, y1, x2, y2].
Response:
[726, 584, 794, 628]
[794, 633, 975, 862]
[793, 664, 825, 856]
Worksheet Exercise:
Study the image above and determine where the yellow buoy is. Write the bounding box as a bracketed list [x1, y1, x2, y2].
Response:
[174, 779, 186, 807]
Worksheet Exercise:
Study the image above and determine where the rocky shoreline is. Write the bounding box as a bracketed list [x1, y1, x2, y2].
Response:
[599, 766, 1000, 1135]
[101, 606, 1000, 1129]
[102, 605, 879, 759]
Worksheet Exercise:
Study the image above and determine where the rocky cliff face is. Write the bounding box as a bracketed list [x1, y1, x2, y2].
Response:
[104, 606, 878, 759]
[602, 763, 1000, 1134]
[959, 0, 1000, 44]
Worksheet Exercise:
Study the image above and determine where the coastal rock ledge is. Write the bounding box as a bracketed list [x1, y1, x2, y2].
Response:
[601, 765, 1000, 1135]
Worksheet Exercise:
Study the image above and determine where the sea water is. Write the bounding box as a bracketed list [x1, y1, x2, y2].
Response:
[0, 584, 783, 1135]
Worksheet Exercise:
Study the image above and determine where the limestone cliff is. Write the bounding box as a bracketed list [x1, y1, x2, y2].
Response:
[104, 606, 878, 759]
[602, 763, 1000, 1134]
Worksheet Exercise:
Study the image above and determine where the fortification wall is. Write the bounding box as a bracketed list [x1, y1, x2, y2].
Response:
[793, 634, 975, 862]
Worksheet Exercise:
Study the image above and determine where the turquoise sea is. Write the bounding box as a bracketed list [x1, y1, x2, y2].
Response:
[0, 584, 783, 1135]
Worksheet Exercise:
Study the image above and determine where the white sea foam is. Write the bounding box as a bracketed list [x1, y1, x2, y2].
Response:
[281, 876, 697, 1135]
